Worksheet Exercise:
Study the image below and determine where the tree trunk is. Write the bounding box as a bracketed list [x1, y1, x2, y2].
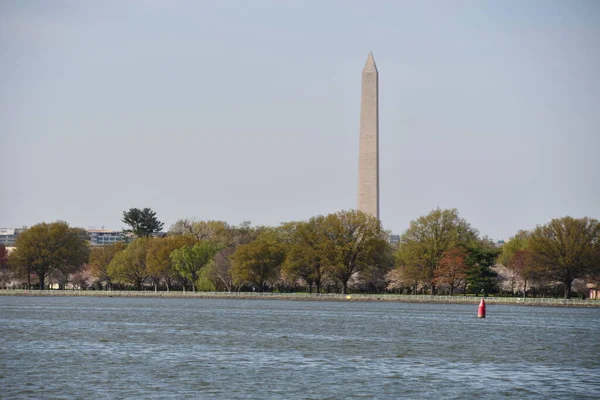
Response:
[192, 282, 196, 292]
[27, 267, 31, 290]
[39, 274, 45, 291]
[431, 283, 436, 295]
[449, 285, 454, 296]
[342, 281, 348, 294]
[564, 283, 571, 299]
[413, 281, 417, 295]
[315, 281, 321, 294]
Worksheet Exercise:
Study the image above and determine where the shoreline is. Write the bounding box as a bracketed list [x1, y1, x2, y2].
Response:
[1, 290, 598, 308]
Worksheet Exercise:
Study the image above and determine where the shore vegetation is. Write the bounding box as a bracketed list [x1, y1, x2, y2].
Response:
[3, 208, 599, 299]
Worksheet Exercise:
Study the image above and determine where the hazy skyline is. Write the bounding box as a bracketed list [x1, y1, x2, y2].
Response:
[1, 0, 599, 239]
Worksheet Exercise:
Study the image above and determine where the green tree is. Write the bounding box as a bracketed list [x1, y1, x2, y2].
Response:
[528, 216, 600, 299]
[146, 235, 198, 291]
[170, 241, 219, 292]
[89, 242, 126, 290]
[108, 238, 151, 290]
[231, 230, 285, 292]
[10, 222, 89, 290]
[319, 210, 389, 294]
[0, 245, 10, 288]
[122, 207, 164, 238]
[169, 219, 258, 292]
[0, 245, 7, 268]
[395, 208, 478, 294]
[205, 221, 259, 292]
[281, 217, 328, 293]
[465, 239, 500, 296]
[8, 247, 31, 288]
[498, 230, 531, 267]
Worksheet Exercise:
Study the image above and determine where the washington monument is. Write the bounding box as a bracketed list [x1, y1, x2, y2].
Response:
[357, 52, 379, 219]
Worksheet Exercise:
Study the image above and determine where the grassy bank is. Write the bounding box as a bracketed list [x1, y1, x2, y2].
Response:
[1, 289, 598, 307]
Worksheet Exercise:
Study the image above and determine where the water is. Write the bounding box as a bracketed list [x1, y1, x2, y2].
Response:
[1, 297, 599, 399]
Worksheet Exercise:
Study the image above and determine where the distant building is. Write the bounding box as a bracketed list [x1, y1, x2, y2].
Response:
[389, 234, 400, 245]
[87, 230, 129, 246]
[88, 230, 165, 245]
[0, 228, 24, 247]
[494, 240, 505, 248]
[2, 227, 133, 247]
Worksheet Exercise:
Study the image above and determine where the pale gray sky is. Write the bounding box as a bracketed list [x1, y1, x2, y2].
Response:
[1, 0, 599, 239]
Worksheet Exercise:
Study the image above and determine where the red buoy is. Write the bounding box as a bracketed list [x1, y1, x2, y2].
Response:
[478, 299, 486, 318]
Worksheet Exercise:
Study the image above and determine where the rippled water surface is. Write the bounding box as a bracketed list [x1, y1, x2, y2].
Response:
[1, 296, 599, 399]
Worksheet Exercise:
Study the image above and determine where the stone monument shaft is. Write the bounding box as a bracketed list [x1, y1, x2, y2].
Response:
[357, 52, 379, 219]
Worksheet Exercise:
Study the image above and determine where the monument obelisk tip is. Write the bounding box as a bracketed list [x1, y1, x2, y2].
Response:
[363, 52, 377, 73]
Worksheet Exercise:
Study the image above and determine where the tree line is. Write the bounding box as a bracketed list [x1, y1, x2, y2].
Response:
[1, 207, 599, 299]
